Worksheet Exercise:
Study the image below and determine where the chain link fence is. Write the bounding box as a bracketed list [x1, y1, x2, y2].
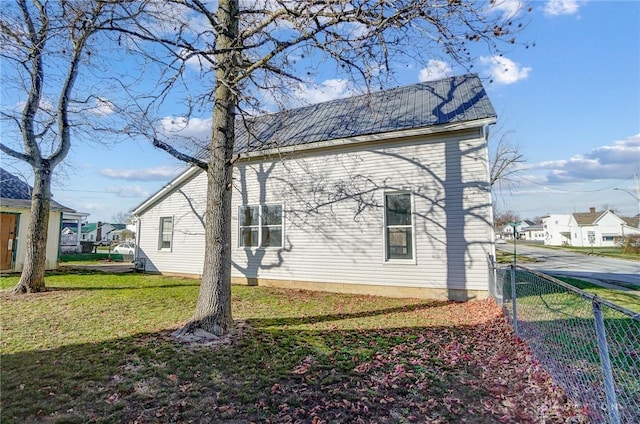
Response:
[491, 264, 639, 424]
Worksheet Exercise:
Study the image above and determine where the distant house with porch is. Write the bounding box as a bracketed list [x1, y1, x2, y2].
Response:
[0, 168, 75, 272]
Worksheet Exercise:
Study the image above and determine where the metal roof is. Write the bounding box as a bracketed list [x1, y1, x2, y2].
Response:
[198, 74, 495, 157]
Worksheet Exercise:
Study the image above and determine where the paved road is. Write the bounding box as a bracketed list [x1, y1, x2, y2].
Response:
[497, 243, 640, 287]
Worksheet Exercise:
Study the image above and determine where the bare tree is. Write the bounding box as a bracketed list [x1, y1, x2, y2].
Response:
[113, 0, 532, 337]
[0, 1, 146, 293]
[490, 130, 525, 189]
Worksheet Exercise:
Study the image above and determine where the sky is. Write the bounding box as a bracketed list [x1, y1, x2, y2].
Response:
[1, 0, 639, 223]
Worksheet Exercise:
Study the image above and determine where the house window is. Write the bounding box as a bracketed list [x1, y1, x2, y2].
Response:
[158, 217, 173, 250]
[239, 205, 283, 248]
[384, 193, 413, 261]
[602, 235, 614, 242]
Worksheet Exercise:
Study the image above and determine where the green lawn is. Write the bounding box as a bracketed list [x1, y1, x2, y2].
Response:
[554, 276, 640, 313]
[1, 272, 586, 423]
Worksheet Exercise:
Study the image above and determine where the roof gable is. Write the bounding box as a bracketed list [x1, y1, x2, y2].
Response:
[572, 210, 606, 225]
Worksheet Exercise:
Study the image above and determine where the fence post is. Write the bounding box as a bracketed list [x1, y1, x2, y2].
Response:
[592, 299, 621, 424]
[510, 264, 518, 336]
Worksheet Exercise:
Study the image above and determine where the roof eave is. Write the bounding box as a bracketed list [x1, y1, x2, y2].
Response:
[132, 166, 201, 217]
[239, 116, 496, 161]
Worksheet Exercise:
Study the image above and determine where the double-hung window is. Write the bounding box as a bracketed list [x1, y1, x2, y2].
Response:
[239, 204, 283, 248]
[384, 193, 414, 261]
[158, 217, 173, 250]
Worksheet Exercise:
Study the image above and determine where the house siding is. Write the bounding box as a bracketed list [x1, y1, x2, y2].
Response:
[137, 128, 493, 297]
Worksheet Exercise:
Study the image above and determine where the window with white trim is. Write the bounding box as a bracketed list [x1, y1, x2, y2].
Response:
[158, 217, 173, 250]
[384, 193, 413, 260]
[239, 204, 283, 248]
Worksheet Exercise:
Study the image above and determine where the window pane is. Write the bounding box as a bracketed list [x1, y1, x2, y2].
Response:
[262, 205, 282, 226]
[262, 226, 282, 247]
[162, 217, 173, 232]
[387, 228, 412, 260]
[386, 194, 411, 226]
[240, 228, 259, 247]
[240, 206, 259, 226]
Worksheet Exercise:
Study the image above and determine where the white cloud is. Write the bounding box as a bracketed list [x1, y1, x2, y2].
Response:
[528, 134, 640, 182]
[90, 98, 116, 116]
[291, 79, 357, 105]
[480, 55, 531, 85]
[105, 185, 150, 198]
[418, 60, 453, 82]
[489, 0, 526, 20]
[158, 116, 212, 140]
[544, 0, 580, 16]
[100, 166, 183, 181]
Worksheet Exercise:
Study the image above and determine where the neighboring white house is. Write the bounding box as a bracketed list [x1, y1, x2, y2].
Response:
[80, 222, 126, 244]
[542, 214, 572, 246]
[569, 208, 640, 247]
[500, 220, 534, 240]
[132, 74, 498, 301]
[0, 168, 75, 272]
[543, 208, 640, 247]
[521, 224, 545, 242]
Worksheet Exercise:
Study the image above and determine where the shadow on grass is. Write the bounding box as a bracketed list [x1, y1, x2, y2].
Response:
[1, 319, 507, 424]
[247, 300, 449, 327]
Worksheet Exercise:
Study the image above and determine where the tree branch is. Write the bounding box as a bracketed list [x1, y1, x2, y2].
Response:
[152, 137, 208, 170]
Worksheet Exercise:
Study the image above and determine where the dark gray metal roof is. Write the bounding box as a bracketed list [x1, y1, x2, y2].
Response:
[0, 167, 32, 200]
[231, 74, 495, 155]
[0, 167, 75, 212]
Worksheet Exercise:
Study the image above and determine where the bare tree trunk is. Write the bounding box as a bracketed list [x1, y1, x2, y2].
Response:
[14, 165, 52, 293]
[178, 0, 238, 337]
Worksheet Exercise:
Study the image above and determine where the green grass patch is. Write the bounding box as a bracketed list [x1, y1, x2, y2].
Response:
[1, 272, 588, 423]
[554, 276, 640, 313]
[495, 249, 536, 264]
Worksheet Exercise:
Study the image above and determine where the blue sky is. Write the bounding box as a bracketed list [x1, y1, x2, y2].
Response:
[1, 0, 639, 223]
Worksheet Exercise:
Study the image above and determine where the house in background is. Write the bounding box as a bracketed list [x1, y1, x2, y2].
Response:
[132, 74, 498, 301]
[60, 211, 90, 253]
[0, 168, 75, 272]
[542, 214, 572, 246]
[542, 208, 640, 247]
[520, 224, 545, 243]
[80, 222, 128, 244]
[500, 220, 535, 240]
[569, 208, 640, 247]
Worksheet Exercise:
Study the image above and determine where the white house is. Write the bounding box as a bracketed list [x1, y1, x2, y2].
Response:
[132, 75, 498, 301]
[521, 224, 545, 242]
[542, 214, 572, 246]
[569, 208, 640, 247]
[0, 168, 75, 272]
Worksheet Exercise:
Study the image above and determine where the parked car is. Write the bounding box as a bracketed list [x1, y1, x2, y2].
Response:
[113, 242, 135, 255]
[496, 238, 507, 245]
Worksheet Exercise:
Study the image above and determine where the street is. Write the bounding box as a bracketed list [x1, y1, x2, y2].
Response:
[497, 243, 640, 287]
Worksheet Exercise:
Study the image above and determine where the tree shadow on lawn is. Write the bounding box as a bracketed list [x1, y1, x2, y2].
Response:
[1, 315, 586, 423]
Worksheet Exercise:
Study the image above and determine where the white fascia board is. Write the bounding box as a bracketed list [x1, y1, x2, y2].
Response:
[238, 117, 496, 161]
[132, 166, 202, 217]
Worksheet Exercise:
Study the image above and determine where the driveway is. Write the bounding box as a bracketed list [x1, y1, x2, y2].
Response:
[497, 243, 640, 288]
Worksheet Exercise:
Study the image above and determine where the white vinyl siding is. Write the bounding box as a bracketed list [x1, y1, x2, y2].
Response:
[135, 128, 494, 292]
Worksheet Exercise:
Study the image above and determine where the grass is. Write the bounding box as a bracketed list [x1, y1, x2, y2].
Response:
[554, 276, 640, 313]
[1, 271, 587, 423]
[495, 249, 536, 264]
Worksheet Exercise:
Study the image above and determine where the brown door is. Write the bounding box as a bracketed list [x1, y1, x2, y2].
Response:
[1, 213, 18, 270]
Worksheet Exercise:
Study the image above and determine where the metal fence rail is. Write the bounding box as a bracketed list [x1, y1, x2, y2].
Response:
[492, 265, 639, 424]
